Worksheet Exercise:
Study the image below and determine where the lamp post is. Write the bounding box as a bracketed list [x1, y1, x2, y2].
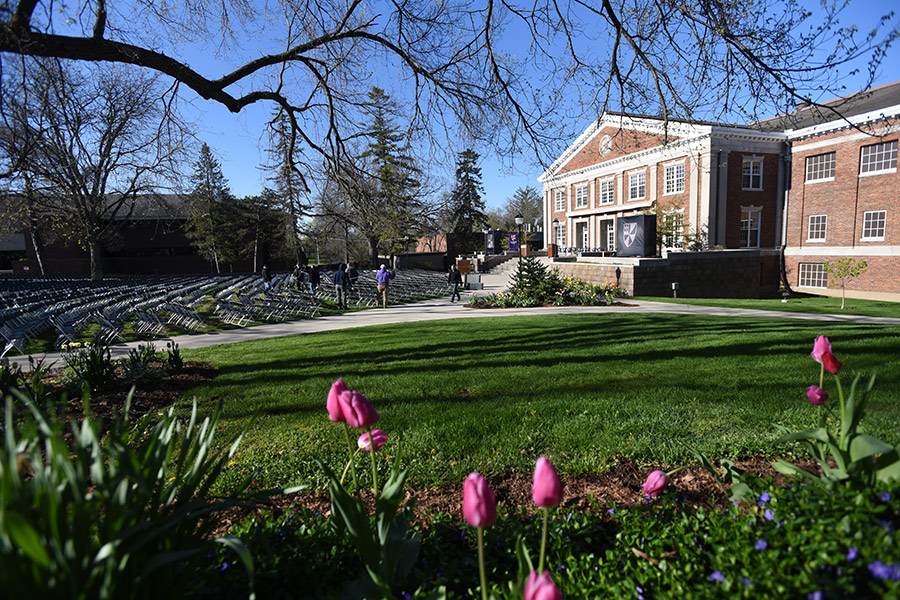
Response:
[552, 218, 559, 257]
[514, 213, 524, 265]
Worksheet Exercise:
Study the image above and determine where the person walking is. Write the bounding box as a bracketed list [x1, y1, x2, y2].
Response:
[291, 263, 303, 291]
[375, 264, 395, 308]
[333, 263, 349, 309]
[448, 264, 463, 302]
[309, 265, 321, 295]
[347, 262, 359, 290]
[261, 265, 272, 292]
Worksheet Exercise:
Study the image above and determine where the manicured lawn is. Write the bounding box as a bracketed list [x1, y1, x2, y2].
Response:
[634, 294, 900, 318]
[179, 313, 900, 493]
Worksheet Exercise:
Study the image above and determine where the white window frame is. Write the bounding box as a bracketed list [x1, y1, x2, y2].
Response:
[629, 171, 646, 201]
[861, 210, 886, 241]
[600, 218, 615, 250]
[742, 156, 763, 190]
[662, 210, 684, 249]
[554, 221, 566, 246]
[740, 207, 761, 248]
[860, 140, 898, 176]
[799, 263, 827, 289]
[664, 162, 685, 195]
[574, 184, 589, 209]
[807, 214, 827, 242]
[805, 152, 835, 183]
[554, 189, 566, 212]
[598, 178, 615, 205]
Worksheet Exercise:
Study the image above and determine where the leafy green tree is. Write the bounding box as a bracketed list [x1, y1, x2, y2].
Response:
[449, 149, 487, 254]
[185, 144, 241, 273]
[825, 258, 868, 310]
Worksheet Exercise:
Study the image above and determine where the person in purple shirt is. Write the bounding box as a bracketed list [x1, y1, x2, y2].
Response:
[375, 264, 395, 308]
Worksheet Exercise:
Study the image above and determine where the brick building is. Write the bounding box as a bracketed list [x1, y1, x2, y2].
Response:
[769, 82, 900, 300]
[539, 113, 787, 255]
[541, 83, 900, 301]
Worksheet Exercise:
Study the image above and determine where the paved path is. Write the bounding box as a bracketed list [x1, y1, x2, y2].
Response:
[13, 271, 900, 369]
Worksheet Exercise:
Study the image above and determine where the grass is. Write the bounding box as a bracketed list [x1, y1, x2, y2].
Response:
[634, 294, 900, 318]
[176, 313, 900, 493]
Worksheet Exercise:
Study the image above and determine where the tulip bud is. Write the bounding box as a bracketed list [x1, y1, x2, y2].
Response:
[822, 352, 842, 374]
[326, 378, 348, 422]
[810, 336, 832, 363]
[463, 472, 497, 528]
[532, 456, 563, 508]
[806, 385, 828, 406]
[338, 390, 380, 428]
[358, 429, 389, 452]
[642, 470, 667, 497]
[525, 570, 562, 600]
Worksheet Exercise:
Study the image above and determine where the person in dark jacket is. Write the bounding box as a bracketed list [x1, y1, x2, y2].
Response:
[333, 263, 349, 309]
[448, 264, 463, 302]
[308, 265, 321, 294]
[347, 262, 360, 290]
[262, 265, 272, 292]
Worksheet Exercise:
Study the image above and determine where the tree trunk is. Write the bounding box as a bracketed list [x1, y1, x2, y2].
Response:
[89, 236, 103, 281]
[213, 248, 220, 273]
[841, 285, 846, 310]
[28, 227, 45, 275]
[368, 236, 379, 269]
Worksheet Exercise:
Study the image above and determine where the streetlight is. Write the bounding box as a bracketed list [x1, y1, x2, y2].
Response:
[514, 213, 524, 265]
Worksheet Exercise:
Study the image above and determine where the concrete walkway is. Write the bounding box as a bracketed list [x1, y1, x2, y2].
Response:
[13, 270, 900, 369]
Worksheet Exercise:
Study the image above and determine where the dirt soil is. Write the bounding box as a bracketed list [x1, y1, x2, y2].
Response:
[56, 362, 817, 535]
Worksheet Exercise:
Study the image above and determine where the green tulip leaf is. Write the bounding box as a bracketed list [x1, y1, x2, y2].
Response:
[849, 434, 895, 462]
[5, 511, 50, 568]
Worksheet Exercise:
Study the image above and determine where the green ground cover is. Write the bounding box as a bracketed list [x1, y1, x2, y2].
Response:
[634, 295, 900, 318]
[178, 314, 900, 493]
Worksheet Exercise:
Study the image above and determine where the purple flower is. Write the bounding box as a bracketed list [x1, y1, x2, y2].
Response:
[709, 571, 725, 583]
[880, 491, 891, 503]
[869, 560, 900, 582]
[764, 509, 775, 521]
[636, 585, 645, 600]
[847, 547, 858, 562]
[607, 507, 615, 516]
[755, 540, 768, 551]
[808, 592, 823, 600]
[758, 492, 771, 505]
[741, 577, 752, 587]
[220, 561, 230, 572]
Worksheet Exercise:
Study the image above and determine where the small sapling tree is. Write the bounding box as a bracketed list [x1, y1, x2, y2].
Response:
[824, 258, 868, 309]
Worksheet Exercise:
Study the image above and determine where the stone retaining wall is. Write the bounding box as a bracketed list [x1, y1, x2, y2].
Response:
[550, 250, 781, 298]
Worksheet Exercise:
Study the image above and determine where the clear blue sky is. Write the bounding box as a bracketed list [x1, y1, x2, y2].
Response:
[178, 1, 900, 212]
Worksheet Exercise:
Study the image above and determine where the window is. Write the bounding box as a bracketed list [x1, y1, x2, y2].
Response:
[806, 152, 835, 182]
[598, 178, 614, 205]
[860, 140, 898, 175]
[740, 208, 761, 248]
[662, 211, 684, 248]
[554, 189, 565, 212]
[799, 263, 827, 289]
[574, 184, 588, 209]
[600, 219, 615, 250]
[629, 171, 646, 200]
[554, 221, 566, 246]
[807, 215, 827, 241]
[862, 210, 886, 240]
[664, 163, 685, 194]
[742, 157, 763, 190]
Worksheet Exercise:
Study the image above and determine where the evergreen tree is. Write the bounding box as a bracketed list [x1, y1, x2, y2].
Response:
[449, 149, 486, 254]
[185, 143, 239, 272]
[265, 110, 310, 265]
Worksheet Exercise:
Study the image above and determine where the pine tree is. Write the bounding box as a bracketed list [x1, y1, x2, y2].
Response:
[449, 149, 486, 254]
[185, 143, 238, 273]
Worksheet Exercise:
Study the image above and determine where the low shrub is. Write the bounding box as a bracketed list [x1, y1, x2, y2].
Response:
[61, 340, 116, 392]
[121, 342, 165, 386]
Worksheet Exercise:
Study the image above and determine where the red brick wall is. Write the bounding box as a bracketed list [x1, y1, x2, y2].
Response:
[785, 255, 900, 295]
[557, 126, 681, 174]
[724, 152, 781, 249]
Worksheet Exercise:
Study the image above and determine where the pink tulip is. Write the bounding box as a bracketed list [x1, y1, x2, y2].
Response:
[822, 352, 842, 374]
[525, 570, 562, 600]
[463, 472, 497, 528]
[357, 429, 389, 452]
[806, 385, 828, 406]
[811, 336, 832, 363]
[642, 470, 668, 497]
[532, 456, 563, 508]
[326, 378, 348, 422]
[338, 390, 380, 428]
